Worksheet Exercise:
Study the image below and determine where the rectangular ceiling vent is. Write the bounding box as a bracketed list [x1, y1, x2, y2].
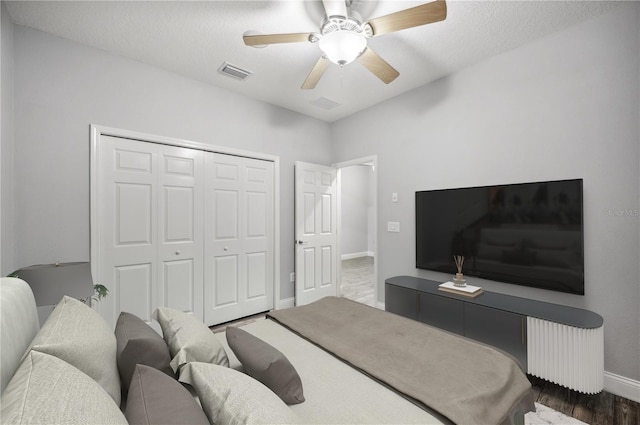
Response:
[218, 62, 252, 81]
[311, 97, 341, 110]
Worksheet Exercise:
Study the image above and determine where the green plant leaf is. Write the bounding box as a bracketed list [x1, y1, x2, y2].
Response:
[92, 284, 109, 302]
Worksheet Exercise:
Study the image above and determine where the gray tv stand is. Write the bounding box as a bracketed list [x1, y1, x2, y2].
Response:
[385, 276, 604, 394]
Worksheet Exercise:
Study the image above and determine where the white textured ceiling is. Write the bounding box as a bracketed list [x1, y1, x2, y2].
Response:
[5, 0, 622, 122]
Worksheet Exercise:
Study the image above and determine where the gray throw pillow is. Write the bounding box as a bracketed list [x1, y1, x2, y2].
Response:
[226, 326, 305, 405]
[126, 364, 209, 425]
[115, 311, 175, 391]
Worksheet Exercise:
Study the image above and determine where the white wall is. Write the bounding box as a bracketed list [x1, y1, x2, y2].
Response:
[332, 4, 640, 382]
[1, 1, 14, 276]
[12, 26, 332, 300]
[340, 165, 374, 257]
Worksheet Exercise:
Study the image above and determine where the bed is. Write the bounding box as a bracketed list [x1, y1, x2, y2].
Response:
[0, 277, 534, 425]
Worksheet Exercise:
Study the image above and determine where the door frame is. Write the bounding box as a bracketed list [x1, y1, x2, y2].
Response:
[333, 155, 379, 309]
[90, 124, 281, 321]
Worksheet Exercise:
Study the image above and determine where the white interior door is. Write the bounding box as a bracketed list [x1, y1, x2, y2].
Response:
[157, 146, 204, 318]
[96, 136, 204, 328]
[204, 153, 274, 325]
[294, 161, 338, 306]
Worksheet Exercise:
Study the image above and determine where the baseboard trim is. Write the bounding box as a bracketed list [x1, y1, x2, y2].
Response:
[341, 252, 374, 260]
[376, 301, 385, 311]
[277, 297, 295, 310]
[604, 371, 640, 402]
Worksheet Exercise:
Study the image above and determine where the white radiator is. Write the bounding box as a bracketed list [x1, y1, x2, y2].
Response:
[527, 317, 604, 394]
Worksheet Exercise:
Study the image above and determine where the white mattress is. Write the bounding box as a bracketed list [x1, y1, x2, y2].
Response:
[216, 319, 444, 424]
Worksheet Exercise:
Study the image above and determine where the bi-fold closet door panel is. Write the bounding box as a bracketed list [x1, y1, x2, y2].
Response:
[98, 136, 204, 327]
[96, 136, 274, 329]
[203, 153, 274, 325]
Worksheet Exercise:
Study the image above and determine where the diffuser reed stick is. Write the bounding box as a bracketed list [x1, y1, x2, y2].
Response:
[453, 255, 466, 286]
[454, 255, 465, 274]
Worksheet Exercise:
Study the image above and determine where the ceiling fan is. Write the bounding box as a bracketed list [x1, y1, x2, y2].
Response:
[243, 0, 447, 89]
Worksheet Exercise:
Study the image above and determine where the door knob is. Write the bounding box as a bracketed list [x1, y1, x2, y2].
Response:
[296, 240, 308, 245]
[175, 251, 181, 255]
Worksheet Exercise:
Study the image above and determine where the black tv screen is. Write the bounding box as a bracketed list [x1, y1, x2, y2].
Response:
[416, 179, 584, 295]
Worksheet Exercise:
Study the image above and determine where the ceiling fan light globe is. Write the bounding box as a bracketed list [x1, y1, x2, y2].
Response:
[319, 30, 366, 66]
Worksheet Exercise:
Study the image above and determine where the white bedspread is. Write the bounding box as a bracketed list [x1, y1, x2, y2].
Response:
[215, 319, 444, 424]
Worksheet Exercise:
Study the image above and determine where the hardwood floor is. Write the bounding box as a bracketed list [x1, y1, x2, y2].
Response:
[530, 376, 640, 425]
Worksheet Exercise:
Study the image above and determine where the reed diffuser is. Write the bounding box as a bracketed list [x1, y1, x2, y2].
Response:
[453, 255, 466, 287]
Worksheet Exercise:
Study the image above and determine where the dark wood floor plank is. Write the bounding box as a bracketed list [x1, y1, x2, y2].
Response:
[587, 390, 614, 425]
[528, 375, 545, 401]
[572, 391, 596, 424]
[527, 375, 640, 425]
[614, 395, 640, 425]
[536, 380, 574, 416]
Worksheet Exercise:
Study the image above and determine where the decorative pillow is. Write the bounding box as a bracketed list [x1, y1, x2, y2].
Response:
[179, 362, 297, 425]
[152, 307, 229, 372]
[29, 295, 121, 404]
[226, 326, 305, 405]
[115, 311, 174, 391]
[125, 364, 209, 425]
[1, 351, 127, 425]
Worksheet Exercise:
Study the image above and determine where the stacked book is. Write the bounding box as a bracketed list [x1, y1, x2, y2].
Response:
[438, 281, 484, 298]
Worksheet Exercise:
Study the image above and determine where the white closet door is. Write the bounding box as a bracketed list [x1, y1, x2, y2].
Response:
[157, 147, 204, 319]
[97, 136, 203, 328]
[204, 153, 274, 325]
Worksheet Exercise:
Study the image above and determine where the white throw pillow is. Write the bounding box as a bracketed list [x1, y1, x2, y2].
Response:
[1, 351, 127, 425]
[29, 295, 121, 404]
[179, 362, 297, 425]
[152, 307, 229, 372]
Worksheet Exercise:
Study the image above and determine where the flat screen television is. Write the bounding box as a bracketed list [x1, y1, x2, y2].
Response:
[416, 179, 584, 295]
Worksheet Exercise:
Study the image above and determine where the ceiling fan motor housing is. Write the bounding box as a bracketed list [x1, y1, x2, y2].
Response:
[318, 16, 372, 65]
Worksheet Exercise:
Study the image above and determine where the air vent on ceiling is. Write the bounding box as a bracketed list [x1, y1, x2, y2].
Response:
[218, 62, 252, 81]
[311, 97, 341, 110]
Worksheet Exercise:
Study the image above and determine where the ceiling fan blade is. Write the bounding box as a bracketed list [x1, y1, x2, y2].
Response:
[357, 48, 399, 84]
[322, 0, 348, 17]
[243, 33, 313, 47]
[367, 0, 447, 36]
[301, 56, 330, 90]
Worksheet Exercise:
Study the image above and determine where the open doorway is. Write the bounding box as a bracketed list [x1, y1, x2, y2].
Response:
[335, 157, 377, 307]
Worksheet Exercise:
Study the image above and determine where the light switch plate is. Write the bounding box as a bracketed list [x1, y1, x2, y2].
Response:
[387, 221, 400, 232]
